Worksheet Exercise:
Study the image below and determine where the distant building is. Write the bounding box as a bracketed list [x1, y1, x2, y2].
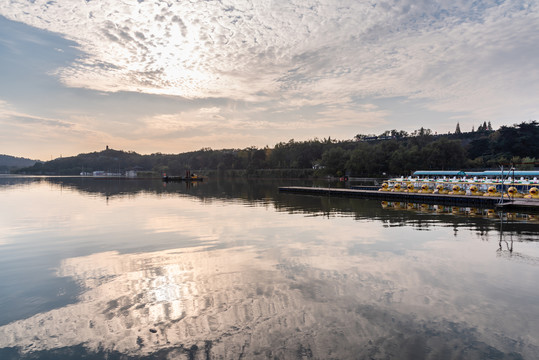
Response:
[126, 170, 137, 178]
[92, 171, 121, 176]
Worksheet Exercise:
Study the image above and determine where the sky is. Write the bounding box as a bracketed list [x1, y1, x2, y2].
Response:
[0, 0, 538, 161]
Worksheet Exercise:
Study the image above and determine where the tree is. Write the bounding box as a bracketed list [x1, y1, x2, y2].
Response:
[455, 123, 461, 135]
[320, 147, 350, 176]
[411, 127, 432, 137]
[391, 129, 408, 139]
[15, 121, 538, 177]
[520, 157, 537, 170]
[492, 121, 539, 158]
[423, 138, 466, 170]
[346, 143, 371, 175]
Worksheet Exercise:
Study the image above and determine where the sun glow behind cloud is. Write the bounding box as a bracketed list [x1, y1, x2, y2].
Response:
[2, 0, 536, 102]
[1, 1, 538, 158]
[2, 0, 285, 99]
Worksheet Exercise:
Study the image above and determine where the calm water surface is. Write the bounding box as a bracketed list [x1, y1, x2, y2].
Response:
[0, 176, 538, 359]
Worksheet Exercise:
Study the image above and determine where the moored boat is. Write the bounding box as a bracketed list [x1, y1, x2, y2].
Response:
[380, 170, 539, 198]
[162, 170, 203, 182]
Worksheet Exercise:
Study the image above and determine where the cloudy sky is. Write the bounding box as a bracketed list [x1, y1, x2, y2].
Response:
[1, 0, 538, 160]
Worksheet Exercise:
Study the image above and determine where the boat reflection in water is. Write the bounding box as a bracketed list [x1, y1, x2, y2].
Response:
[381, 200, 538, 222]
[381, 200, 539, 266]
[1, 177, 539, 359]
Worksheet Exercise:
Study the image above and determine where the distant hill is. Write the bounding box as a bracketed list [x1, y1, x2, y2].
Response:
[13, 148, 144, 175]
[0, 154, 38, 173]
[12, 120, 539, 176]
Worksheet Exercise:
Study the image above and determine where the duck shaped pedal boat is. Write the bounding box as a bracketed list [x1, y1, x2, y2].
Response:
[524, 187, 539, 199]
[504, 186, 524, 198]
[448, 185, 465, 195]
[418, 184, 433, 193]
[391, 183, 403, 192]
[483, 186, 502, 197]
[469, 185, 484, 196]
[405, 183, 418, 193]
[436, 184, 449, 194]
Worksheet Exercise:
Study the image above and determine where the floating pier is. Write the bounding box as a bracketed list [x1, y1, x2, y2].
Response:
[278, 186, 539, 211]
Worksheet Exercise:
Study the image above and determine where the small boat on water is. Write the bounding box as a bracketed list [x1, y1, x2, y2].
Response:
[162, 171, 203, 182]
[162, 175, 204, 182]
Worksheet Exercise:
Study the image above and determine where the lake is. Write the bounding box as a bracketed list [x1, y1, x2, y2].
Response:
[0, 176, 538, 359]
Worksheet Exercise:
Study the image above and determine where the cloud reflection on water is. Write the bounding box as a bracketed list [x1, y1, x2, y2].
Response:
[1, 229, 538, 358]
[1, 178, 539, 359]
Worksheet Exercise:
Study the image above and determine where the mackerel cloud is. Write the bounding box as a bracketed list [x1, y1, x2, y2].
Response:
[1, 0, 538, 119]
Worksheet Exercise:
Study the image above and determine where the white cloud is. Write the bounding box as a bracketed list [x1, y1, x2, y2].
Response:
[1, 0, 538, 150]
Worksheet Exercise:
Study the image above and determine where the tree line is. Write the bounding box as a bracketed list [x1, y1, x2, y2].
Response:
[15, 121, 538, 177]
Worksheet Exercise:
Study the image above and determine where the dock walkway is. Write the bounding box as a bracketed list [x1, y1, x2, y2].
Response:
[279, 186, 539, 211]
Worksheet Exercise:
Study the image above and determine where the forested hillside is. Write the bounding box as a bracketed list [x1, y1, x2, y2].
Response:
[15, 121, 538, 177]
[0, 155, 38, 173]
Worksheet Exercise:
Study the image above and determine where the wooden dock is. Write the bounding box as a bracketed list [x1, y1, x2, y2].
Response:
[496, 199, 539, 211]
[278, 186, 539, 211]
